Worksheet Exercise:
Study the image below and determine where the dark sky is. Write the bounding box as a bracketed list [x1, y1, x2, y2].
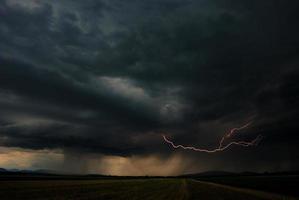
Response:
[0, 0, 298, 175]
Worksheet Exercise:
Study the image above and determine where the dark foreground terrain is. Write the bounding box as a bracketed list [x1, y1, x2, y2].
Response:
[0, 177, 297, 200]
[196, 175, 299, 198]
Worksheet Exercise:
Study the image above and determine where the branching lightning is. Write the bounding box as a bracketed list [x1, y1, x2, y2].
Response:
[162, 122, 262, 153]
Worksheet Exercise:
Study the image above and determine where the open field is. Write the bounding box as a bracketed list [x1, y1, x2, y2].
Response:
[0, 178, 296, 200]
[196, 175, 299, 197]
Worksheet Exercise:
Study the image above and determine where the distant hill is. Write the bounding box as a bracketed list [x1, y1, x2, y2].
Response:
[0, 168, 62, 175]
[0, 168, 111, 180]
[181, 170, 299, 178]
[0, 168, 7, 172]
[1, 168, 298, 178]
[181, 171, 236, 178]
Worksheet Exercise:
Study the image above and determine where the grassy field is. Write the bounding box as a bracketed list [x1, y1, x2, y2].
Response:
[196, 175, 299, 197]
[0, 178, 296, 200]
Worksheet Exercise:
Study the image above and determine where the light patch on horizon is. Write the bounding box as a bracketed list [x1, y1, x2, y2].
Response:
[91, 154, 190, 176]
[0, 147, 64, 170]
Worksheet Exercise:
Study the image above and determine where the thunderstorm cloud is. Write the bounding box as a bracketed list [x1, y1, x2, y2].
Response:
[0, 0, 298, 175]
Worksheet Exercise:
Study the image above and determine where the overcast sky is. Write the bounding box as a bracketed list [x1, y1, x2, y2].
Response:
[0, 0, 298, 175]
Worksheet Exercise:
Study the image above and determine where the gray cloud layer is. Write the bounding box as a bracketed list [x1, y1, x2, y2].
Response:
[0, 0, 299, 172]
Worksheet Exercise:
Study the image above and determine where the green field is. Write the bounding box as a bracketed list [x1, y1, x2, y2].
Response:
[0, 178, 296, 200]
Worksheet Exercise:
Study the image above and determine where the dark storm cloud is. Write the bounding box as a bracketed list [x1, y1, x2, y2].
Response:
[0, 57, 166, 155]
[0, 0, 299, 171]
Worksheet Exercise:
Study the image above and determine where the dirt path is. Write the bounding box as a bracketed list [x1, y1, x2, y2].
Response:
[177, 179, 189, 200]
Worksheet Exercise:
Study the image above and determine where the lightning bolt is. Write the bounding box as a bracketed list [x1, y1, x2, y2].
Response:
[162, 122, 263, 153]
